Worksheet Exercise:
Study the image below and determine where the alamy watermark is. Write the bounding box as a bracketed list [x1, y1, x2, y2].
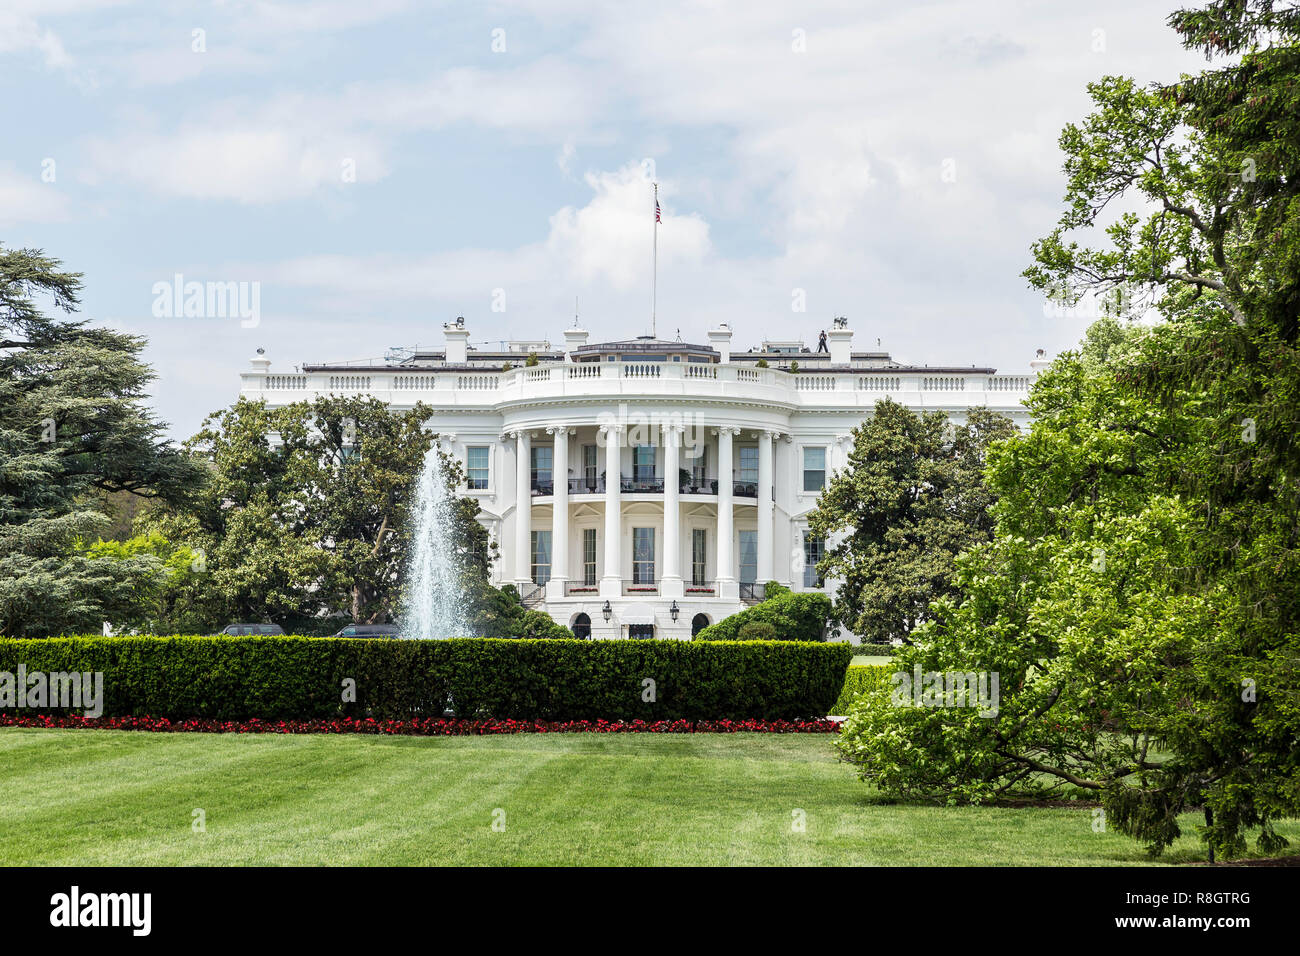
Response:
[0, 666, 104, 717]
[151, 273, 260, 327]
[890, 664, 999, 717]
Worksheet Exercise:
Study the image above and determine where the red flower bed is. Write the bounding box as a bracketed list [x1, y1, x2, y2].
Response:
[0, 713, 840, 736]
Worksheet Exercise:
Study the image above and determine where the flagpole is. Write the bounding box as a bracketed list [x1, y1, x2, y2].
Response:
[652, 181, 659, 339]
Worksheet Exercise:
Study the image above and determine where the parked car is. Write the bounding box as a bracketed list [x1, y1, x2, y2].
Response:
[333, 624, 401, 639]
[217, 623, 285, 636]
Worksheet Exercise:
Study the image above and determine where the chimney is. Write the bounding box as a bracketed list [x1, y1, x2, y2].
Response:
[444, 317, 470, 364]
[828, 317, 853, 364]
[1030, 348, 1052, 374]
[707, 323, 733, 363]
[563, 325, 589, 360]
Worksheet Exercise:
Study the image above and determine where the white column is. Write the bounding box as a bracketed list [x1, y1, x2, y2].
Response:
[547, 427, 570, 598]
[600, 424, 622, 597]
[514, 430, 532, 585]
[661, 424, 683, 598]
[757, 429, 774, 583]
[716, 427, 737, 599]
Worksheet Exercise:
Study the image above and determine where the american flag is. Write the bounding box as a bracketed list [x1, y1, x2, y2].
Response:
[655, 198, 661, 223]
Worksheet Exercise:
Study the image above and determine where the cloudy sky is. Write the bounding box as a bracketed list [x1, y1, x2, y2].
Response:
[3, 0, 1206, 439]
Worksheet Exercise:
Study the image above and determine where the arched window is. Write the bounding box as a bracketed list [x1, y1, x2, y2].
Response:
[691, 613, 710, 636]
[571, 612, 591, 640]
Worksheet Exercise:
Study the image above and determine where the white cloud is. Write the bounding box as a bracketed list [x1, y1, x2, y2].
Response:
[358, 58, 607, 134]
[85, 103, 389, 202]
[548, 165, 710, 288]
[0, 10, 73, 70]
[0, 163, 72, 228]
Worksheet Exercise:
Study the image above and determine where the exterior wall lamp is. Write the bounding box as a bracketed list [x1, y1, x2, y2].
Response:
[602, 600, 612, 622]
[670, 600, 680, 622]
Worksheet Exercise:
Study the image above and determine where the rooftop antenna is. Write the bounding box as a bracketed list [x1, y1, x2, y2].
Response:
[574, 296, 580, 326]
[651, 181, 660, 339]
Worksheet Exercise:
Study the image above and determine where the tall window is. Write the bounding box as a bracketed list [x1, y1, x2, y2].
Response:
[802, 446, 827, 492]
[691, 528, 708, 586]
[466, 446, 489, 490]
[531, 530, 552, 585]
[632, 527, 655, 584]
[582, 528, 597, 585]
[689, 446, 708, 487]
[803, 532, 825, 588]
[582, 444, 598, 491]
[739, 530, 757, 584]
[738, 446, 759, 485]
[633, 445, 655, 482]
[531, 445, 553, 493]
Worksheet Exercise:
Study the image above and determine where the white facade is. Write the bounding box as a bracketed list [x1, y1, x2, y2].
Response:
[240, 320, 1040, 641]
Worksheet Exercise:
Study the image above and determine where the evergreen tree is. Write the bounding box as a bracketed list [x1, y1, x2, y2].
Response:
[0, 247, 199, 636]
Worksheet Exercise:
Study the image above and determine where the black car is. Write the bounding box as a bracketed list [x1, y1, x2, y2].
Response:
[217, 623, 286, 636]
[333, 624, 401, 639]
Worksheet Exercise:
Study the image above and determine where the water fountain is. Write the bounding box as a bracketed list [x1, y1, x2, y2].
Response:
[402, 443, 471, 639]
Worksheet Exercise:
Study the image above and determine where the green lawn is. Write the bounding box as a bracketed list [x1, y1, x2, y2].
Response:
[3, 728, 1295, 866]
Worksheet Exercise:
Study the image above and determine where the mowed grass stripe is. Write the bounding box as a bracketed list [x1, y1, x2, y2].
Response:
[2, 730, 1296, 866]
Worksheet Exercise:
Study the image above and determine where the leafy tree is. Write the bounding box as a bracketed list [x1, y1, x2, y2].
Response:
[0, 247, 200, 637]
[79, 532, 206, 634]
[843, 0, 1300, 860]
[838, 323, 1207, 832]
[145, 395, 493, 628]
[807, 400, 1016, 644]
[1024, 0, 1300, 858]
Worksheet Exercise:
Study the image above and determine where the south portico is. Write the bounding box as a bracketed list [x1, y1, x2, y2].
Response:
[501, 410, 794, 640]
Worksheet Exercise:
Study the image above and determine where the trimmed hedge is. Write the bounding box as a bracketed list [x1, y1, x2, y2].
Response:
[694, 591, 832, 642]
[831, 664, 894, 715]
[0, 636, 852, 722]
[856, 643, 904, 657]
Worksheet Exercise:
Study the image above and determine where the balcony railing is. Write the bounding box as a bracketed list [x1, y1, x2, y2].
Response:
[739, 582, 766, 604]
[622, 580, 659, 595]
[249, 364, 1036, 408]
[684, 581, 715, 595]
[564, 581, 600, 596]
[539, 476, 759, 497]
[680, 476, 717, 495]
[621, 475, 664, 493]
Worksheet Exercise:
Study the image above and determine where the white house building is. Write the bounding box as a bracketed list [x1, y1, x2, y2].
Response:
[240, 318, 1043, 641]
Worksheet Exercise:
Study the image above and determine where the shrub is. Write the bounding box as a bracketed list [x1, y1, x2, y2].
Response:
[694, 590, 831, 642]
[0, 636, 852, 722]
[737, 622, 777, 641]
[516, 610, 575, 640]
[831, 665, 894, 715]
[856, 643, 903, 657]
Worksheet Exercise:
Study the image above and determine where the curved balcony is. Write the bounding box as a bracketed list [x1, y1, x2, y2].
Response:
[532, 475, 760, 500]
